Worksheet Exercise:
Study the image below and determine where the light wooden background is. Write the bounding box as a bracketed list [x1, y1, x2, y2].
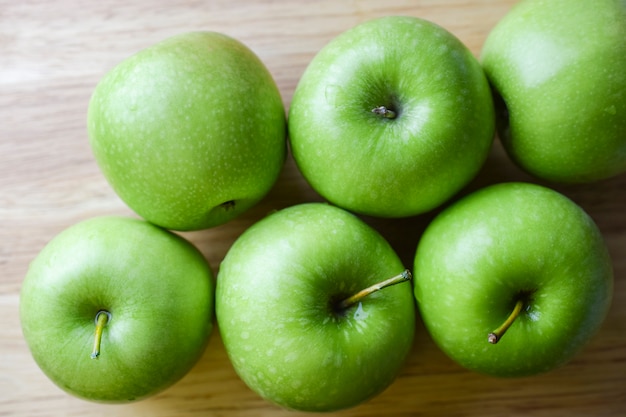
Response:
[2, 1, 625, 416]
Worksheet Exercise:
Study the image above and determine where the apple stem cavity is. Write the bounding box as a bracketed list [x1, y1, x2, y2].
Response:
[371, 105, 397, 119]
[488, 299, 524, 344]
[91, 310, 111, 359]
[338, 269, 412, 311]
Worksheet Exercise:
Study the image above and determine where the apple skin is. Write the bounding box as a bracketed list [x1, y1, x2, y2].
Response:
[413, 182, 613, 377]
[20, 216, 214, 402]
[88, 32, 287, 231]
[481, 0, 626, 183]
[288, 16, 495, 218]
[216, 203, 415, 412]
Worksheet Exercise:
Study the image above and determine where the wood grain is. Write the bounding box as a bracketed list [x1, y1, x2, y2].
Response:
[1, 1, 625, 416]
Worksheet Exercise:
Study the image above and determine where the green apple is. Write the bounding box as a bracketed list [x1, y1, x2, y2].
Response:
[88, 32, 287, 231]
[413, 182, 613, 377]
[481, 0, 626, 183]
[288, 16, 495, 218]
[216, 203, 415, 411]
[20, 216, 214, 402]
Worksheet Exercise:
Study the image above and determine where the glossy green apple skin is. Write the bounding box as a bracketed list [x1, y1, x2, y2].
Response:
[288, 16, 495, 218]
[88, 32, 286, 231]
[481, 0, 626, 183]
[20, 216, 214, 402]
[216, 203, 415, 412]
[414, 182, 613, 377]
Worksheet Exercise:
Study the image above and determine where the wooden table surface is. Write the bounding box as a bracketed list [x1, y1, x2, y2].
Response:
[2, 1, 625, 416]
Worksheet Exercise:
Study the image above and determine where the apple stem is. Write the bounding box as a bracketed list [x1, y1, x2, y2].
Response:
[338, 269, 412, 310]
[372, 105, 397, 119]
[91, 310, 111, 359]
[488, 299, 524, 344]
